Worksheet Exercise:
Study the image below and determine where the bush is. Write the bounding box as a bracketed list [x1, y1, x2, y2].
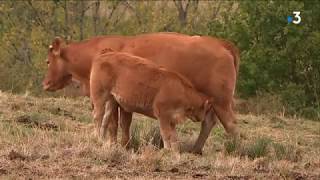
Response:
[272, 143, 302, 162]
[300, 107, 320, 121]
[241, 137, 272, 160]
[224, 137, 240, 155]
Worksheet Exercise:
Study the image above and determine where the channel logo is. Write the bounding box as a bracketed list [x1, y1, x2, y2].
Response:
[287, 11, 301, 24]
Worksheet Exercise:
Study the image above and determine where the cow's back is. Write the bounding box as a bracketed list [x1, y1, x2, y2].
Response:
[66, 32, 237, 101]
[119, 33, 237, 99]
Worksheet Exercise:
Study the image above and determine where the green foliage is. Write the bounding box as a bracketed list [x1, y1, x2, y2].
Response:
[224, 137, 240, 155]
[272, 142, 301, 162]
[0, 0, 319, 119]
[130, 119, 163, 151]
[224, 136, 273, 160]
[207, 0, 320, 119]
[242, 137, 272, 159]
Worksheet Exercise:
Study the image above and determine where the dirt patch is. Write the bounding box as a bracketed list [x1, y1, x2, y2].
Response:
[15, 115, 58, 131]
[224, 175, 252, 180]
[192, 173, 208, 178]
[8, 150, 27, 161]
[46, 107, 76, 120]
[0, 168, 8, 175]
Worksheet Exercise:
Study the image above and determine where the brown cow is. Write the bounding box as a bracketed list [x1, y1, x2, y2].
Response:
[42, 32, 239, 154]
[90, 51, 215, 152]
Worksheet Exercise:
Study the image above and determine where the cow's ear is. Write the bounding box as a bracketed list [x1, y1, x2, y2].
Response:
[52, 37, 63, 56]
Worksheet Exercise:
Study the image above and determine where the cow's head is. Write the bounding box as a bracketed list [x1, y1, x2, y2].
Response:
[42, 37, 72, 91]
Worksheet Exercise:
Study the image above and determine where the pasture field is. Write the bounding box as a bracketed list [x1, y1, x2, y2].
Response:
[0, 91, 319, 179]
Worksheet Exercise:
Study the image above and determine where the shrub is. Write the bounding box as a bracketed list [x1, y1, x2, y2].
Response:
[242, 137, 272, 159]
[224, 137, 240, 155]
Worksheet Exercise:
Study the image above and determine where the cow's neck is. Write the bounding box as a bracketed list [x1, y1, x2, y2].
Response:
[61, 46, 91, 80]
[60, 36, 128, 96]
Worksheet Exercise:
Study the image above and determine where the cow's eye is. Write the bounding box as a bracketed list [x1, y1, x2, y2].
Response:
[46, 61, 50, 65]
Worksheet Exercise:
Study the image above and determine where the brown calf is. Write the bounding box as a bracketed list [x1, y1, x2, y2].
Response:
[90, 52, 214, 151]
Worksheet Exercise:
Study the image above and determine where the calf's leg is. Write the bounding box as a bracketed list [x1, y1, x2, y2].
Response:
[160, 121, 178, 150]
[91, 95, 107, 137]
[100, 99, 118, 144]
[90, 78, 111, 139]
[106, 107, 118, 145]
[119, 108, 133, 147]
[158, 116, 179, 152]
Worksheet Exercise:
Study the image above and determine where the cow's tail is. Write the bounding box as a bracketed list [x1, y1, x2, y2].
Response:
[220, 39, 240, 76]
[219, 39, 240, 110]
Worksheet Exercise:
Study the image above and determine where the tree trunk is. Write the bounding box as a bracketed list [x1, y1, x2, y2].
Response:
[173, 0, 194, 27]
[63, 0, 69, 38]
[79, 1, 85, 40]
[93, 0, 100, 35]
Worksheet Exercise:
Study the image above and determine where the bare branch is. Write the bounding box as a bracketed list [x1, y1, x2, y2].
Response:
[185, 0, 191, 12]
[103, 1, 121, 33]
[27, 0, 45, 27]
[123, 1, 143, 26]
[212, 1, 222, 20]
[173, 0, 190, 26]
[113, 3, 129, 26]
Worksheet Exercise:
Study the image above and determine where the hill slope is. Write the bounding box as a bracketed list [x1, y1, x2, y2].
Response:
[0, 92, 319, 179]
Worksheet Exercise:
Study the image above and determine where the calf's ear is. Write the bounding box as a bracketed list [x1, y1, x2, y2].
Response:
[100, 47, 115, 54]
[51, 37, 63, 56]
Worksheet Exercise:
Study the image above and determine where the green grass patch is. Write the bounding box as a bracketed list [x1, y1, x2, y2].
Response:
[242, 137, 272, 159]
[224, 137, 240, 155]
[77, 114, 92, 124]
[224, 136, 273, 160]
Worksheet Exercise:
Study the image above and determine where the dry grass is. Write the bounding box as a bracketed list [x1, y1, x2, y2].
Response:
[0, 91, 319, 179]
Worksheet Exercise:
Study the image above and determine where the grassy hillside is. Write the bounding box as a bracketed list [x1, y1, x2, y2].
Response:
[0, 91, 319, 179]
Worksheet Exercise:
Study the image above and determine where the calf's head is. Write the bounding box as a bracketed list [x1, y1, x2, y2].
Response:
[189, 99, 214, 122]
[42, 37, 72, 91]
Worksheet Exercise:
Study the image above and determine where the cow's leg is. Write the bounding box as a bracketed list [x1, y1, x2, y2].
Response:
[100, 99, 118, 142]
[213, 103, 238, 136]
[119, 108, 133, 147]
[192, 110, 217, 154]
[106, 107, 118, 145]
[170, 125, 179, 152]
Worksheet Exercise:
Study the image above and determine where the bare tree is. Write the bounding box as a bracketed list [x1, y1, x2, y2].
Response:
[103, 1, 122, 34]
[173, 0, 198, 26]
[123, 1, 143, 26]
[62, 0, 69, 38]
[77, 1, 96, 40]
[79, 1, 86, 40]
[211, 1, 222, 20]
[93, 0, 100, 35]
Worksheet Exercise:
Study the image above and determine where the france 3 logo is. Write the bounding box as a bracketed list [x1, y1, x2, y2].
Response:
[287, 11, 301, 24]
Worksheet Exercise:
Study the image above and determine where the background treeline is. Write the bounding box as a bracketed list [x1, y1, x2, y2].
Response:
[0, 0, 319, 120]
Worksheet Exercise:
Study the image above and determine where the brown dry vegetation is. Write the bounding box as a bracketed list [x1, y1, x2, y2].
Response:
[0, 91, 319, 179]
